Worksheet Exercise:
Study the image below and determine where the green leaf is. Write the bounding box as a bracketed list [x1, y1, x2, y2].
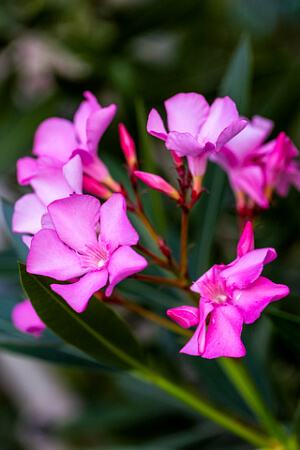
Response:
[19, 263, 145, 370]
[219, 34, 252, 114]
[266, 308, 300, 356]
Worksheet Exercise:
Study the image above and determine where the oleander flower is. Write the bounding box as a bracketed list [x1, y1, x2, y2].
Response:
[253, 132, 300, 197]
[167, 222, 289, 359]
[12, 299, 46, 338]
[147, 93, 247, 177]
[26, 193, 147, 312]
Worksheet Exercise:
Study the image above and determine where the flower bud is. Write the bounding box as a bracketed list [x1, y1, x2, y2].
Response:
[134, 170, 180, 200]
[83, 175, 112, 199]
[119, 123, 137, 171]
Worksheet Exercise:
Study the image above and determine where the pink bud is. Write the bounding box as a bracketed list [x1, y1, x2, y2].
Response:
[83, 175, 112, 199]
[119, 123, 137, 171]
[134, 171, 180, 200]
[237, 221, 254, 257]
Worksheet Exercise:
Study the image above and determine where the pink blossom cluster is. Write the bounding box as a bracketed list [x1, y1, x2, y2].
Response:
[167, 222, 289, 358]
[12, 90, 292, 360]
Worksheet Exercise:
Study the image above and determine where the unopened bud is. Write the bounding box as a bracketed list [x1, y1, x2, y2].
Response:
[119, 123, 137, 171]
[134, 170, 180, 200]
[83, 175, 112, 199]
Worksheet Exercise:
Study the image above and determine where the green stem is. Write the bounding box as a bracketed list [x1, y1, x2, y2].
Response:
[133, 368, 276, 449]
[218, 357, 287, 444]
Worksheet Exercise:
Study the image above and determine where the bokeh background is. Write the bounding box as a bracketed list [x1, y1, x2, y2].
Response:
[0, 1, 300, 448]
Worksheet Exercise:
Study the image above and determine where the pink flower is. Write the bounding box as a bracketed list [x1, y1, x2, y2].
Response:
[167, 222, 289, 359]
[253, 132, 300, 197]
[12, 299, 46, 338]
[147, 93, 247, 177]
[134, 171, 180, 200]
[211, 115, 274, 208]
[32, 91, 117, 184]
[26, 193, 148, 312]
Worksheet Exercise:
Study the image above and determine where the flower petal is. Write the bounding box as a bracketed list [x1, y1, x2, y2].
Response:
[62, 154, 83, 194]
[165, 131, 209, 156]
[33, 118, 77, 162]
[221, 248, 277, 289]
[180, 299, 214, 355]
[232, 276, 289, 324]
[231, 165, 268, 208]
[167, 305, 199, 328]
[237, 221, 254, 258]
[30, 164, 75, 206]
[201, 304, 245, 359]
[165, 93, 209, 136]
[86, 104, 117, 154]
[12, 194, 46, 235]
[199, 97, 241, 146]
[51, 269, 108, 313]
[27, 229, 85, 280]
[147, 109, 168, 140]
[106, 246, 147, 296]
[12, 299, 46, 338]
[226, 115, 274, 161]
[73, 91, 100, 145]
[100, 193, 139, 253]
[215, 119, 248, 151]
[17, 157, 38, 185]
[48, 194, 100, 252]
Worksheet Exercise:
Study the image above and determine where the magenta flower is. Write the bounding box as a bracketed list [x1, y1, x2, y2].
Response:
[167, 222, 289, 359]
[211, 115, 274, 208]
[12, 299, 46, 338]
[26, 193, 148, 312]
[147, 93, 247, 177]
[253, 132, 300, 197]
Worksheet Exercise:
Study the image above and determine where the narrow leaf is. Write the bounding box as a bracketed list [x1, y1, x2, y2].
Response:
[19, 263, 145, 370]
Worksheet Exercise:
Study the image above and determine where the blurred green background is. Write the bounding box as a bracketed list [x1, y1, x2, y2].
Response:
[0, 0, 300, 448]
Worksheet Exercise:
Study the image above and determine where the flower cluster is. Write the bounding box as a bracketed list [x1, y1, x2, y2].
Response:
[167, 222, 289, 358]
[12, 90, 292, 360]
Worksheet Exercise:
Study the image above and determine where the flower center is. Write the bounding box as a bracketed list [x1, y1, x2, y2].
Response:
[80, 241, 109, 270]
[199, 267, 229, 304]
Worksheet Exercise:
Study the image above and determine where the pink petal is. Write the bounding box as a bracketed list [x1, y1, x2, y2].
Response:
[232, 276, 289, 324]
[33, 118, 77, 162]
[27, 229, 85, 280]
[62, 154, 83, 194]
[187, 154, 208, 177]
[105, 246, 147, 296]
[73, 91, 100, 145]
[51, 269, 108, 313]
[82, 155, 109, 182]
[165, 131, 210, 156]
[48, 194, 100, 253]
[12, 299, 46, 338]
[17, 157, 38, 185]
[215, 119, 248, 151]
[180, 299, 214, 355]
[226, 115, 274, 161]
[165, 93, 209, 136]
[167, 305, 199, 328]
[100, 193, 139, 253]
[199, 97, 241, 146]
[221, 248, 277, 289]
[147, 109, 168, 141]
[237, 221, 254, 258]
[231, 165, 268, 208]
[201, 304, 245, 359]
[86, 104, 117, 154]
[22, 235, 33, 248]
[30, 165, 76, 206]
[12, 194, 46, 235]
[41, 212, 55, 230]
